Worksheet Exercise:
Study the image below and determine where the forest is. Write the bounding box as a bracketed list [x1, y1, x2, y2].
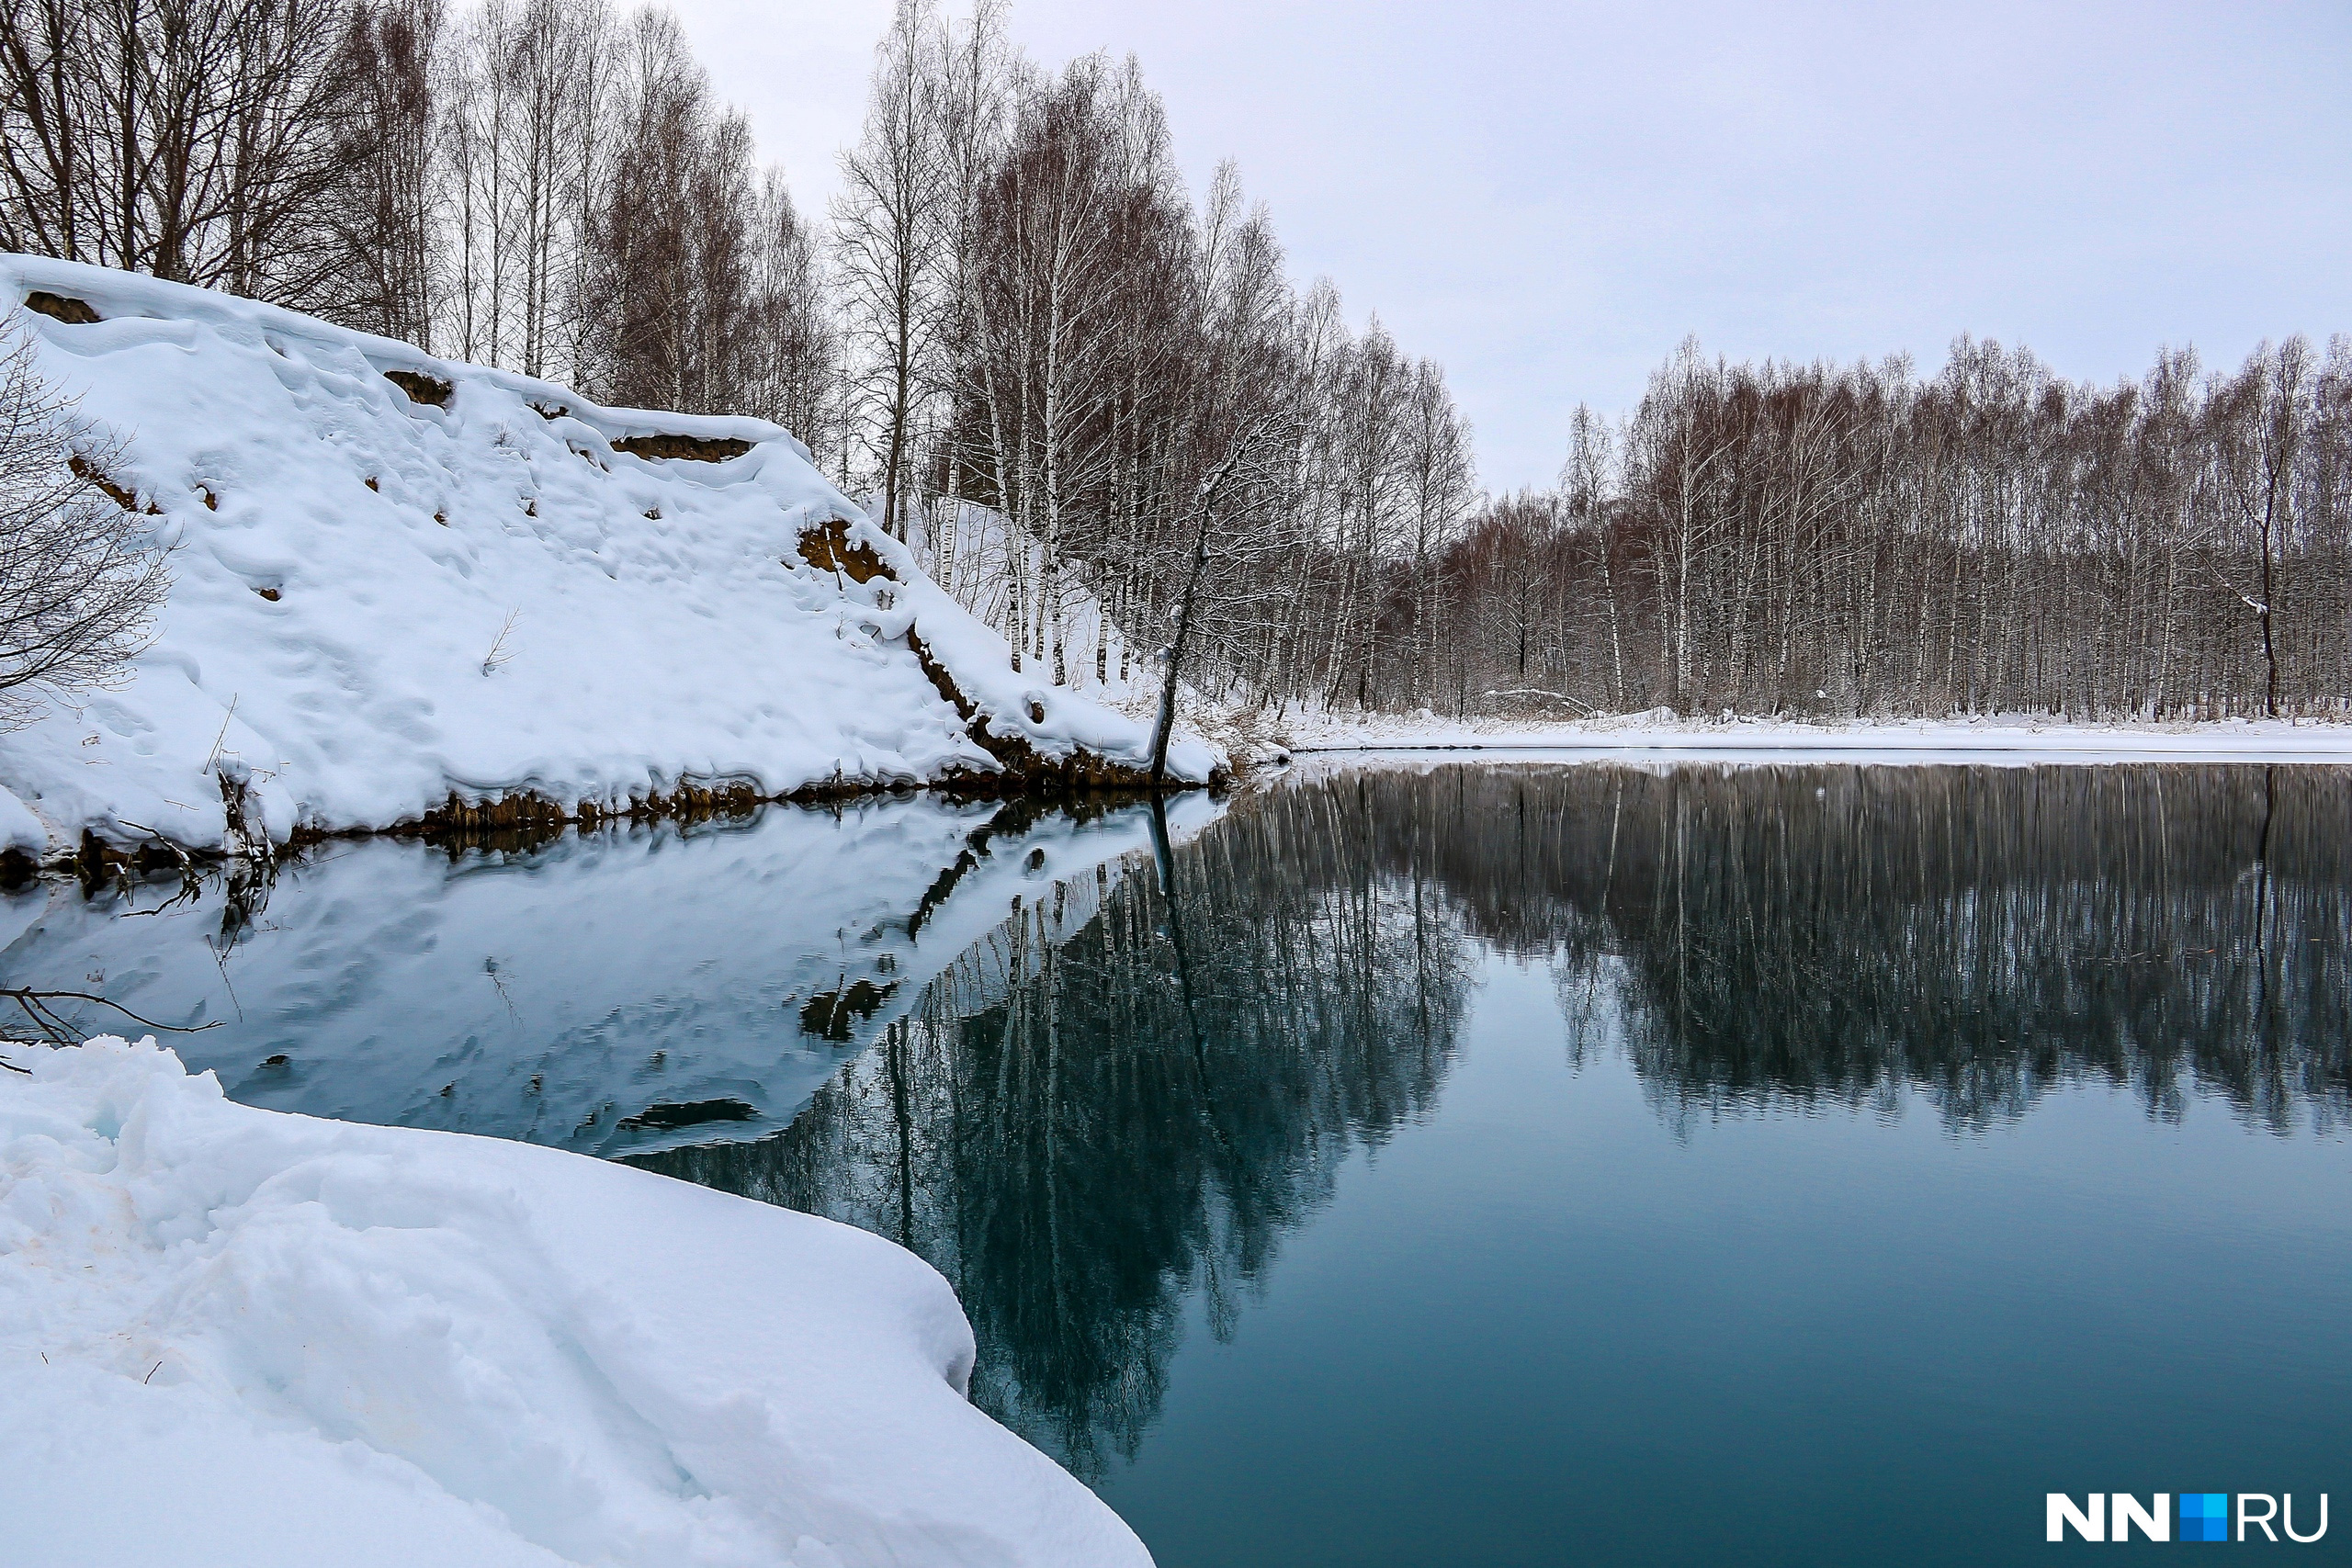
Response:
[3, 0, 2346, 721]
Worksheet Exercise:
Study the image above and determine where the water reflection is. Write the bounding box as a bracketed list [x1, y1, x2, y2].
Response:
[0, 793, 1221, 1154]
[1466, 763, 2351, 1133]
[10, 760, 2346, 1497]
[640, 789, 1475, 1476]
[640, 761, 2350, 1477]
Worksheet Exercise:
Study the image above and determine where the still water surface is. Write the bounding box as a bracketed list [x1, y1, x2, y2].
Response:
[6, 761, 2348, 1565]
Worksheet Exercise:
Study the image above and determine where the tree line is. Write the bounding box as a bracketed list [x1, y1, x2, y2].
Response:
[1438, 336, 2352, 721]
[0, 0, 1486, 725]
[0, 0, 836, 433]
[6, 0, 2345, 722]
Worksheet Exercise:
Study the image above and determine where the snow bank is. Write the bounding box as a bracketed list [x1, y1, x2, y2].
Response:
[1279, 710, 2352, 764]
[0, 256, 1213, 855]
[0, 790, 1224, 1156]
[0, 1036, 1152, 1567]
[0, 783, 42, 853]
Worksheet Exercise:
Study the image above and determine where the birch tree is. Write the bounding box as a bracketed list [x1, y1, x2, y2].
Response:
[833, 0, 944, 540]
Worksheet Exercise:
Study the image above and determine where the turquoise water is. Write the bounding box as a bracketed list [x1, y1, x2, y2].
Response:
[1086, 956, 2347, 1563]
[13, 763, 2349, 1563]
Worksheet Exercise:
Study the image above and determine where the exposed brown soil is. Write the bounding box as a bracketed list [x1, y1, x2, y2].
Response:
[70, 456, 146, 513]
[610, 433, 753, 462]
[797, 517, 893, 584]
[906, 628, 974, 717]
[62, 828, 193, 888]
[381, 776, 780, 853]
[906, 628, 1163, 793]
[25, 291, 99, 324]
[384, 370, 453, 407]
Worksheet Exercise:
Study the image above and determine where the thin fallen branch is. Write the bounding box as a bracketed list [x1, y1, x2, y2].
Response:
[0, 987, 220, 1063]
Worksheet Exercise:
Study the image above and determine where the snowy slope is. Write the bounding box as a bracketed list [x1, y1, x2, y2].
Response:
[912, 498, 1283, 767]
[0, 256, 1214, 857]
[915, 498, 1148, 702]
[0, 1036, 1152, 1568]
[0, 791, 1224, 1156]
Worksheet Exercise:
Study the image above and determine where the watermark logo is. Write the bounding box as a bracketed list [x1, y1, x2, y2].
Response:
[2181, 1494, 2230, 1543]
[2046, 1493, 2329, 1543]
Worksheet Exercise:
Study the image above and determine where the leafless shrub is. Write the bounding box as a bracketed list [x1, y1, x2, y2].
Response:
[0, 321, 170, 725]
[480, 606, 521, 673]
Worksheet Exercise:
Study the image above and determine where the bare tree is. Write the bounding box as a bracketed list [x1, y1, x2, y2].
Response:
[741, 165, 842, 458]
[0, 0, 357, 307]
[0, 321, 169, 722]
[1149, 410, 1289, 784]
[833, 0, 944, 539]
[319, 0, 445, 345]
[582, 7, 752, 413]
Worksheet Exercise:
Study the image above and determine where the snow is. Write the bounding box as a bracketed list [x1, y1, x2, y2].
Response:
[910, 499, 1292, 770]
[0, 255, 1214, 856]
[1277, 710, 2352, 764]
[0, 782, 42, 852]
[0, 790, 1223, 1156]
[0, 1035, 1153, 1568]
[912, 498, 1151, 704]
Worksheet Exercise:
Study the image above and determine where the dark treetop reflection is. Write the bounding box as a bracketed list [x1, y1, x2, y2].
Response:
[638, 761, 2352, 1478]
[640, 783, 1476, 1477]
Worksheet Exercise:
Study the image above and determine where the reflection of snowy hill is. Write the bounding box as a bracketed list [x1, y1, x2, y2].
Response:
[0, 256, 1214, 857]
[0, 791, 1223, 1156]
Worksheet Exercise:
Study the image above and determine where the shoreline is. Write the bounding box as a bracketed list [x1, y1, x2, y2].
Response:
[1272, 715, 2352, 765]
[2, 772, 1221, 889]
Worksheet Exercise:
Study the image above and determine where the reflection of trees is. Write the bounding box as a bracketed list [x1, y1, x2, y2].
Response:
[636, 781, 1474, 1478]
[639, 762, 2352, 1473]
[1366, 762, 2351, 1133]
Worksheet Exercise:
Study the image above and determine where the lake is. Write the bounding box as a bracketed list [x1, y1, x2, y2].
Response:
[6, 761, 2347, 1565]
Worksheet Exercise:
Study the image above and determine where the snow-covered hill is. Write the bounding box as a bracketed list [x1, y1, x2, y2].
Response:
[0, 257, 1216, 860]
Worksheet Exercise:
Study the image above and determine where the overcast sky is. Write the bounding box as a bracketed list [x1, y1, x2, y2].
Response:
[666, 0, 2352, 493]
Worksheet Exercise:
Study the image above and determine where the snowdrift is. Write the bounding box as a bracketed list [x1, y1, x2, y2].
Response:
[0, 256, 1216, 858]
[0, 1036, 1153, 1567]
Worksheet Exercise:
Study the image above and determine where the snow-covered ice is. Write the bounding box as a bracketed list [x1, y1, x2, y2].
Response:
[0, 1035, 1154, 1567]
[1277, 709, 2352, 764]
[0, 256, 1214, 858]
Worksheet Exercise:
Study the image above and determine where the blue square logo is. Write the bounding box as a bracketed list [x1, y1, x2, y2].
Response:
[2181, 1493, 2230, 1542]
